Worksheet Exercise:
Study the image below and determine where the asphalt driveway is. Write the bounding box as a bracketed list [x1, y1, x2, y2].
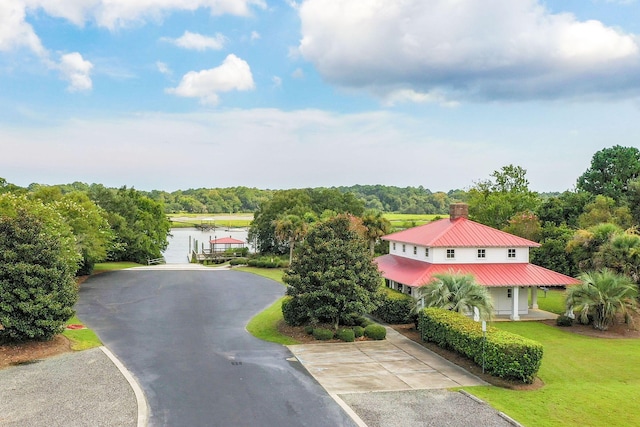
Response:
[76, 269, 356, 427]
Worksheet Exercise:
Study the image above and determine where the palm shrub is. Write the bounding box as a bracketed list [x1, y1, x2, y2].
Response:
[418, 272, 494, 321]
[565, 269, 638, 331]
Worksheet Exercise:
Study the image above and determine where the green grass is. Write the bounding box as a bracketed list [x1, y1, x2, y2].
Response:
[235, 267, 300, 344]
[383, 213, 445, 229]
[168, 213, 253, 228]
[93, 261, 142, 271]
[236, 266, 285, 284]
[532, 289, 567, 315]
[246, 297, 299, 345]
[62, 315, 102, 351]
[464, 322, 640, 427]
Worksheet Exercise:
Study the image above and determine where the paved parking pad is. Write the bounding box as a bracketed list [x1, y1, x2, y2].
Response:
[288, 327, 486, 394]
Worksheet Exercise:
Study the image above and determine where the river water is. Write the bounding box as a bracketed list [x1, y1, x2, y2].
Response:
[162, 227, 253, 263]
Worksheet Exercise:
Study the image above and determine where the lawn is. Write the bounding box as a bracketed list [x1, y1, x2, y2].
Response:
[464, 322, 640, 427]
[93, 261, 142, 271]
[532, 288, 566, 315]
[62, 315, 102, 351]
[383, 213, 444, 230]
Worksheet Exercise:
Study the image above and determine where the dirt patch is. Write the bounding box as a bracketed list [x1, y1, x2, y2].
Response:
[0, 335, 71, 371]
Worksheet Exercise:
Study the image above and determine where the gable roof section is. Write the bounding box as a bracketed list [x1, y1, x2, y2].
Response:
[382, 217, 540, 248]
[210, 237, 245, 245]
[375, 254, 581, 288]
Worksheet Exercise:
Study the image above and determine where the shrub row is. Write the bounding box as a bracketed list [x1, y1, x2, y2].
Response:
[418, 308, 543, 383]
[304, 325, 386, 342]
[371, 289, 415, 324]
[246, 257, 289, 268]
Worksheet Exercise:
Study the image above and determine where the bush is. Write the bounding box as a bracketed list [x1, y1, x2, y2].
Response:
[312, 328, 334, 341]
[304, 325, 314, 335]
[418, 308, 543, 383]
[247, 256, 287, 268]
[364, 324, 387, 340]
[281, 297, 309, 326]
[353, 326, 364, 338]
[336, 328, 355, 342]
[556, 315, 573, 327]
[229, 257, 249, 266]
[372, 289, 415, 324]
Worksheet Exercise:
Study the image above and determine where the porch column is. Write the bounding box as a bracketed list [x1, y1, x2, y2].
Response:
[510, 286, 520, 321]
[531, 287, 538, 309]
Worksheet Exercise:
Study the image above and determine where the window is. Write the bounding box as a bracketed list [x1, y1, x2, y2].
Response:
[402, 244, 406, 253]
[507, 288, 512, 298]
[425, 248, 429, 257]
[508, 248, 516, 258]
[407, 287, 412, 295]
[413, 246, 417, 255]
[477, 249, 486, 259]
[392, 242, 396, 251]
[446, 249, 455, 259]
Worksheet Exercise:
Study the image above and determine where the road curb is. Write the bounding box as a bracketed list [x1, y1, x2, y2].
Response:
[459, 390, 524, 427]
[100, 346, 149, 427]
[329, 393, 369, 427]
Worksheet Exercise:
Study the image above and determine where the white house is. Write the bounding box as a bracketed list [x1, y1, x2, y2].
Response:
[375, 203, 581, 320]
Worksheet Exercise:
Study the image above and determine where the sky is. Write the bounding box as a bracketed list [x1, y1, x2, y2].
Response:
[1, 0, 640, 194]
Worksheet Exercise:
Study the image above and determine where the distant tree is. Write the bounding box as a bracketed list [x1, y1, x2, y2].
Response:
[0, 194, 80, 342]
[531, 225, 577, 277]
[577, 195, 633, 230]
[282, 215, 381, 330]
[577, 145, 640, 203]
[502, 211, 542, 242]
[361, 210, 391, 255]
[273, 214, 308, 265]
[250, 189, 364, 254]
[0, 177, 26, 195]
[626, 178, 640, 226]
[566, 269, 637, 331]
[468, 165, 540, 229]
[536, 191, 591, 228]
[566, 223, 623, 273]
[418, 272, 494, 321]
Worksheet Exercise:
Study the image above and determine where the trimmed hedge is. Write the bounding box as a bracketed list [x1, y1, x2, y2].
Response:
[353, 326, 364, 338]
[372, 289, 415, 324]
[247, 257, 289, 268]
[229, 257, 249, 266]
[336, 328, 355, 342]
[418, 308, 543, 383]
[312, 328, 334, 341]
[364, 324, 387, 340]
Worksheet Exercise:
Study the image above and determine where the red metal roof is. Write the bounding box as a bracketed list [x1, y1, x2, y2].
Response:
[375, 254, 580, 288]
[382, 217, 540, 248]
[210, 237, 245, 245]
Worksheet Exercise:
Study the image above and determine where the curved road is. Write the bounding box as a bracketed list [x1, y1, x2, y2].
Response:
[76, 270, 356, 427]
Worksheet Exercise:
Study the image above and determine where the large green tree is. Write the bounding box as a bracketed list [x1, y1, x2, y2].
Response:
[467, 165, 540, 229]
[577, 145, 640, 203]
[361, 210, 391, 255]
[88, 185, 171, 264]
[566, 269, 637, 331]
[282, 215, 381, 329]
[273, 214, 308, 265]
[0, 194, 80, 342]
[418, 272, 494, 321]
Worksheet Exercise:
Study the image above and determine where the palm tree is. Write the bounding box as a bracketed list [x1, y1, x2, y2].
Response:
[418, 272, 494, 320]
[273, 214, 308, 265]
[566, 269, 638, 331]
[361, 210, 391, 255]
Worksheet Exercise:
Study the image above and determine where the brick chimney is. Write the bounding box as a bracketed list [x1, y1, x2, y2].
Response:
[449, 203, 469, 221]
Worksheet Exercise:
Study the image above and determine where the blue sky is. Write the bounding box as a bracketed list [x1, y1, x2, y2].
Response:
[1, 0, 640, 193]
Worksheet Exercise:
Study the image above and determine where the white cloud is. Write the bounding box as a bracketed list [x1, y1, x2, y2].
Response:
[167, 54, 255, 105]
[156, 61, 172, 75]
[250, 31, 260, 41]
[58, 52, 93, 92]
[292, 68, 304, 79]
[165, 31, 226, 51]
[272, 76, 282, 87]
[297, 0, 640, 102]
[0, 2, 46, 55]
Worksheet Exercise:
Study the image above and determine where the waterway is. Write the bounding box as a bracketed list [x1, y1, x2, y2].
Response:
[162, 227, 252, 263]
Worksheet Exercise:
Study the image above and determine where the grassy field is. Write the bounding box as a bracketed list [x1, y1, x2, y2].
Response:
[168, 213, 253, 228]
[94, 261, 142, 271]
[383, 213, 445, 230]
[465, 322, 640, 427]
